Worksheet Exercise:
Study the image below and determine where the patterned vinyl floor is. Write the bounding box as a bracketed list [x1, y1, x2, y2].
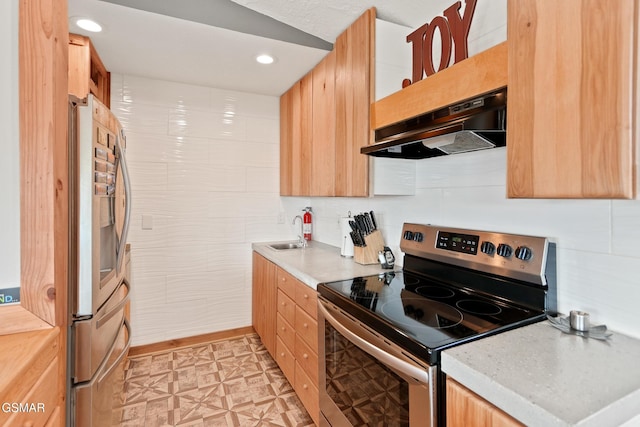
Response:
[115, 333, 315, 426]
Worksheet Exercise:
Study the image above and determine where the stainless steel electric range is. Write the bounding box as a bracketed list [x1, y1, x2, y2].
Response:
[317, 223, 557, 427]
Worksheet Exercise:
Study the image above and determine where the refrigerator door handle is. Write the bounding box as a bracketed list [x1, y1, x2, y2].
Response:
[96, 279, 130, 329]
[114, 131, 132, 275]
[97, 318, 131, 384]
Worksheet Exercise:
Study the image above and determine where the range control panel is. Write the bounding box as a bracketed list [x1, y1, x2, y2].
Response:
[400, 223, 553, 286]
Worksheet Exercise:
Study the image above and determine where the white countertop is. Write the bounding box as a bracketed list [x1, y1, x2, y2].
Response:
[252, 240, 396, 289]
[442, 320, 640, 427]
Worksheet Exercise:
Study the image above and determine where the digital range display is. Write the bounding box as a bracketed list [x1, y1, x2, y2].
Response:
[436, 232, 479, 255]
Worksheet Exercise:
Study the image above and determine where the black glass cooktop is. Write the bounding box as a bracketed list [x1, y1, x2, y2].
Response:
[318, 270, 545, 364]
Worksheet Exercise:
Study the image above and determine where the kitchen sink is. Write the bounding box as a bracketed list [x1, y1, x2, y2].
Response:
[269, 242, 305, 250]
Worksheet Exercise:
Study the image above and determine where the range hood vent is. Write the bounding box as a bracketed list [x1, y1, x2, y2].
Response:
[363, 88, 507, 159]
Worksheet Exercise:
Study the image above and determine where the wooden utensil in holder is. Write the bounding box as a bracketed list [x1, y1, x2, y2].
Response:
[354, 230, 385, 265]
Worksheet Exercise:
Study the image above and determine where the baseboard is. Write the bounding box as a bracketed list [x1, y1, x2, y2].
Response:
[127, 326, 256, 357]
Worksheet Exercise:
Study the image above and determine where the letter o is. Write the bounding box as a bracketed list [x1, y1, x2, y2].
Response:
[423, 16, 452, 76]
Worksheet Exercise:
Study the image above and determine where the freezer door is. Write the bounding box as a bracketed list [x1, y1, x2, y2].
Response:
[73, 278, 130, 383]
[73, 318, 131, 427]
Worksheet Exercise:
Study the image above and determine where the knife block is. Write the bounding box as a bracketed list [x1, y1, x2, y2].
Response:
[354, 230, 385, 265]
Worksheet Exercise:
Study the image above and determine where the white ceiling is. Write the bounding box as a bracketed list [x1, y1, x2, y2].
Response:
[67, 0, 458, 96]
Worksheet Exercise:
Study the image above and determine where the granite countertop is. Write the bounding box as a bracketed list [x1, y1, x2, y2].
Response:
[442, 320, 640, 427]
[252, 240, 396, 289]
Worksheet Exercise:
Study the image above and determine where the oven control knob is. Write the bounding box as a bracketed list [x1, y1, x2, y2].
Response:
[480, 241, 495, 255]
[497, 243, 513, 258]
[515, 246, 533, 261]
[413, 232, 424, 242]
[404, 230, 414, 240]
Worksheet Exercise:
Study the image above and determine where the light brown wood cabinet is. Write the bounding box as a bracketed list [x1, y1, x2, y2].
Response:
[280, 8, 374, 197]
[507, 0, 637, 198]
[276, 268, 320, 425]
[446, 378, 523, 427]
[311, 50, 337, 196]
[252, 253, 320, 424]
[251, 252, 278, 358]
[0, 328, 62, 427]
[68, 33, 111, 108]
[280, 74, 313, 196]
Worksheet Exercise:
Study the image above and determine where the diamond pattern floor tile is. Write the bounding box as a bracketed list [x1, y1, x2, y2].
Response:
[116, 333, 315, 426]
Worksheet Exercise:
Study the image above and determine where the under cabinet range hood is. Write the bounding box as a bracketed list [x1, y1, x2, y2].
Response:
[362, 88, 507, 159]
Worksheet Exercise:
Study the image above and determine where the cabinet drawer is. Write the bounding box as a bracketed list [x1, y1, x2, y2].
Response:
[295, 282, 317, 319]
[295, 361, 320, 425]
[295, 306, 318, 352]
[277, 267, 297, 299]
[277, 290, 296, 326]
[295, 335, 318, 386]
[3, 356, 58, 427]
[276, 312, 295, 352]
[276, 336, 295, 386]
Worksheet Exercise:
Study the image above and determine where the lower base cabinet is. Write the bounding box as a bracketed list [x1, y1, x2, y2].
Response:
[446, 377, 523, 427]
[252, 253, 320, 425]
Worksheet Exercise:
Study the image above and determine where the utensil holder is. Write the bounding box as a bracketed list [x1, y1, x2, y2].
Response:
[354, 230, 385, 265]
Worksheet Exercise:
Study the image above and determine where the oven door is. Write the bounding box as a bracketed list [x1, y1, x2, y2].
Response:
[318, 297, 437, 427]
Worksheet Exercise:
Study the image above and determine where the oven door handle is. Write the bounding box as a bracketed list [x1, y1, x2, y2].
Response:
[319, 301, 430, 386]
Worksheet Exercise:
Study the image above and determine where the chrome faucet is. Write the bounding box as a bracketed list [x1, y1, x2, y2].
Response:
[292, 215, 307, 247]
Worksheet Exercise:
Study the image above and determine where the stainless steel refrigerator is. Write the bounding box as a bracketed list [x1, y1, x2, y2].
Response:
[68, 94, 132, 427]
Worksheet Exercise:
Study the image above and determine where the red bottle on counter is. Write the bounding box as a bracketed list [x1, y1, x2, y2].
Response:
[303, 207, 312, 241]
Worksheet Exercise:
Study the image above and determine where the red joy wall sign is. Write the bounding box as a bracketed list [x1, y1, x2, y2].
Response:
[402, 0, 477, 88]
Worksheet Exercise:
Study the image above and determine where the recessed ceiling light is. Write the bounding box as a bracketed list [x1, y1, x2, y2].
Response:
[75, 18, 103, 33]
[256, 54, 275, 65]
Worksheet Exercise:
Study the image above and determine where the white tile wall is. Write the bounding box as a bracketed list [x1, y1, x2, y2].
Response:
[112, 74, 294, 346]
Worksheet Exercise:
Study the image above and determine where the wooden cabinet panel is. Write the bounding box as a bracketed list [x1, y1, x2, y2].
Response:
[280, 76, 312, 196]
[252, 253, 277, 357]
[295, 306, 318, 352]
[295, 362, 320, 425]
[295, 336, 318, 386]
[3, 357, 58, 427]
[276, 336, 296, 386]
[507, 0, 636, 198]
[277, 290, 296, 327]
[279, 87, 294, 195]
[276, 312, 296, 352]
[446, 378, 523, 427]
[311, 50, 337, 196]
[295, 281, 318, 319]
[277, 267, 297, 299]
[0, 328, 61, 427]
[335, 8, 374, 197]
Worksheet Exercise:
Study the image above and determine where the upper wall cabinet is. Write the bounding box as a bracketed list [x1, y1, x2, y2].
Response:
[280, 9, 374, 197]
[507, 0, 637, 198]
[68, 33, 111, 108]
[280, 74, 312, 196]
[334, 8, 374, 197]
